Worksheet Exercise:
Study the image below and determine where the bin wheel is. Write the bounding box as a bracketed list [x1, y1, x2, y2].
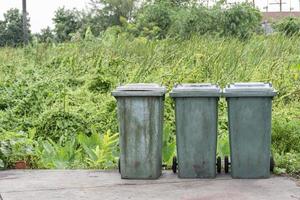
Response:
[118, 158, 121, 174]
[270, 156, 275, 172]
[224, 156, 229, 174]
[217, 156, 221, 174]
[172, 156, 177, 174]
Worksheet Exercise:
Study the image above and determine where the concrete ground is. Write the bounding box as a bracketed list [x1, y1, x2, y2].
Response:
[0, 170, 299, 200]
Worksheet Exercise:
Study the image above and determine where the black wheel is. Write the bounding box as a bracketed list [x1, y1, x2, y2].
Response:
[118, 158, 121, 173]
[217, 156, 221, 173]
[172, 156, 177, 174]
[270, 156, 275, 172]
[224, 156, 229, 174]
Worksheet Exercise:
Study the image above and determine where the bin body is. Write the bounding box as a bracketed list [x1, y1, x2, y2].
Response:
[224, 83, 277, 179]
[170, 84, 221, 178]
[112, 84, 166, 179]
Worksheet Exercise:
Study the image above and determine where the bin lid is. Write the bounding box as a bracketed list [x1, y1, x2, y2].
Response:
[223, 82, 277, 97]
[170, 83, 221, 97]
[112, 83, 166, 97]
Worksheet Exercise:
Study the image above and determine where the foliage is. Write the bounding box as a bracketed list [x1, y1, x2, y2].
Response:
[272, 101, 300, 155]
[273, 17, 300, 36]
[274, 152, 300, 177]
[0, 2, 264, 44]
[35, 27, 55, 43]
[35, 130, 118, 169]
[222, 3, 262, 39]
[162, 123, 176, 165]
[134, 2, 173, 39]
[0, 33, 300, 172]
[0, 8, 31, 47]
[125, 2, 262, 39]
[0, 129, 36, 168]
[78, 130, 119, 169]
[168, 5, 221, 39]
[37, 110, 90, 143]
[90, 0, 138, 23]
[35, 137, 83, 169]
[53, 7, 83, 42]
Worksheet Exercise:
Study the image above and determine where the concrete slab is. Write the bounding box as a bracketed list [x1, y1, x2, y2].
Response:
[0, 170, 299, 200]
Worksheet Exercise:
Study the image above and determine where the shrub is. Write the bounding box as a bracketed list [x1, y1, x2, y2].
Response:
[126, 2, 262, 39]
[272, 112, 300, 153]
[37, 110, 90, 143]
[0, 129, 36, 169]
[273, 17, 300, 36]
[274, 152, 300, 176]
[168, 6, 218, 38]
[135, 2, 173, 39]
[222, 3, 262, 39]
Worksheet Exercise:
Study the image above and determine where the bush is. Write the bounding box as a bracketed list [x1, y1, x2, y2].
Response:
[135, 2, 173, 39]
[37, 110, 90, 143]
[168, 6, 219, 38]
[125, 2, 262, 39]
[273, 17, 300, 36]
[1, 34, 300, 172]
[274, 152, 300, 177]
[272, 103, 300, 154]
[222, 3, 262, 38]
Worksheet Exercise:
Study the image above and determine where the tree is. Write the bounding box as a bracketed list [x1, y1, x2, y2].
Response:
[154, 0, 196, 7]
[0, 8, 31, 47]
[53, 7, 82, 42]
[35, 27, 54, 43]
[90, 0, 138, 26]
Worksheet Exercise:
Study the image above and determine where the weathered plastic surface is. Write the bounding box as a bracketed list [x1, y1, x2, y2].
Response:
[170, 84, 221, 178]
[224, 83, 277, 179]
[112, 84, 166, 179]
[112, 83, 166, 97]
[223, 82, 277, 97]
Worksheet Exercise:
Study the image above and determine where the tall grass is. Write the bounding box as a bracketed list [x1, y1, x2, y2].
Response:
[0, 34, 299, 171]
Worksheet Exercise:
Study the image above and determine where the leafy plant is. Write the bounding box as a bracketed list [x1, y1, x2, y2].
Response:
[217, 134, 230, 158]
[162, 123, 176, 166]
[78, 130, 119, 169]
[274, 152, 300, 177]
[37, 110, 90, 143]
[273, 17, 300, 36]
[222, 3, 262, 39]
[0, 129, 36, 168]
[1, 27, 300, 174]
[36, 137, 83, 169]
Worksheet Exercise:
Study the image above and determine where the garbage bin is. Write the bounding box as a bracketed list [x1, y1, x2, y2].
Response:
[223, 82, 277, 179]
[170, 84, 222, 178]
[112, 83, 166, 179]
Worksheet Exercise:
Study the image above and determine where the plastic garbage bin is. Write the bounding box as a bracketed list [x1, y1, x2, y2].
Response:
[112, 83, 166, 179]
[223, 82, 277, 179]
[170, 83, 222, 178]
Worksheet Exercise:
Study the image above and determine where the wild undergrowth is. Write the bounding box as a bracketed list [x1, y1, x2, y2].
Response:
[0, 33, 299, 174]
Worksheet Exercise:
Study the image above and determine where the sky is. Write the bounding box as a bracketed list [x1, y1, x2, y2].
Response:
[0, 0, 90, 33]
[0, 0, 300, 33]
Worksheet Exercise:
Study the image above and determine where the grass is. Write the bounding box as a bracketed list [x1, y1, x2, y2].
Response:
[0, 33, 299, 173]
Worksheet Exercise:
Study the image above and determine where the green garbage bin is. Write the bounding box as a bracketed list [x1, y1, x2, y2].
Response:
[112, 84, 166, 179]
[223, 83, 277, 179]
[170, 84, 222, 178]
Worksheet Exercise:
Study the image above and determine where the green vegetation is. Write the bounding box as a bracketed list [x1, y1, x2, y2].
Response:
[0, 33, 300, 175]
[2, 2, 263, 45]
[0, 0, 299, 177]
[273, 17, 300, 36]
[0, 8, 30, 46]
